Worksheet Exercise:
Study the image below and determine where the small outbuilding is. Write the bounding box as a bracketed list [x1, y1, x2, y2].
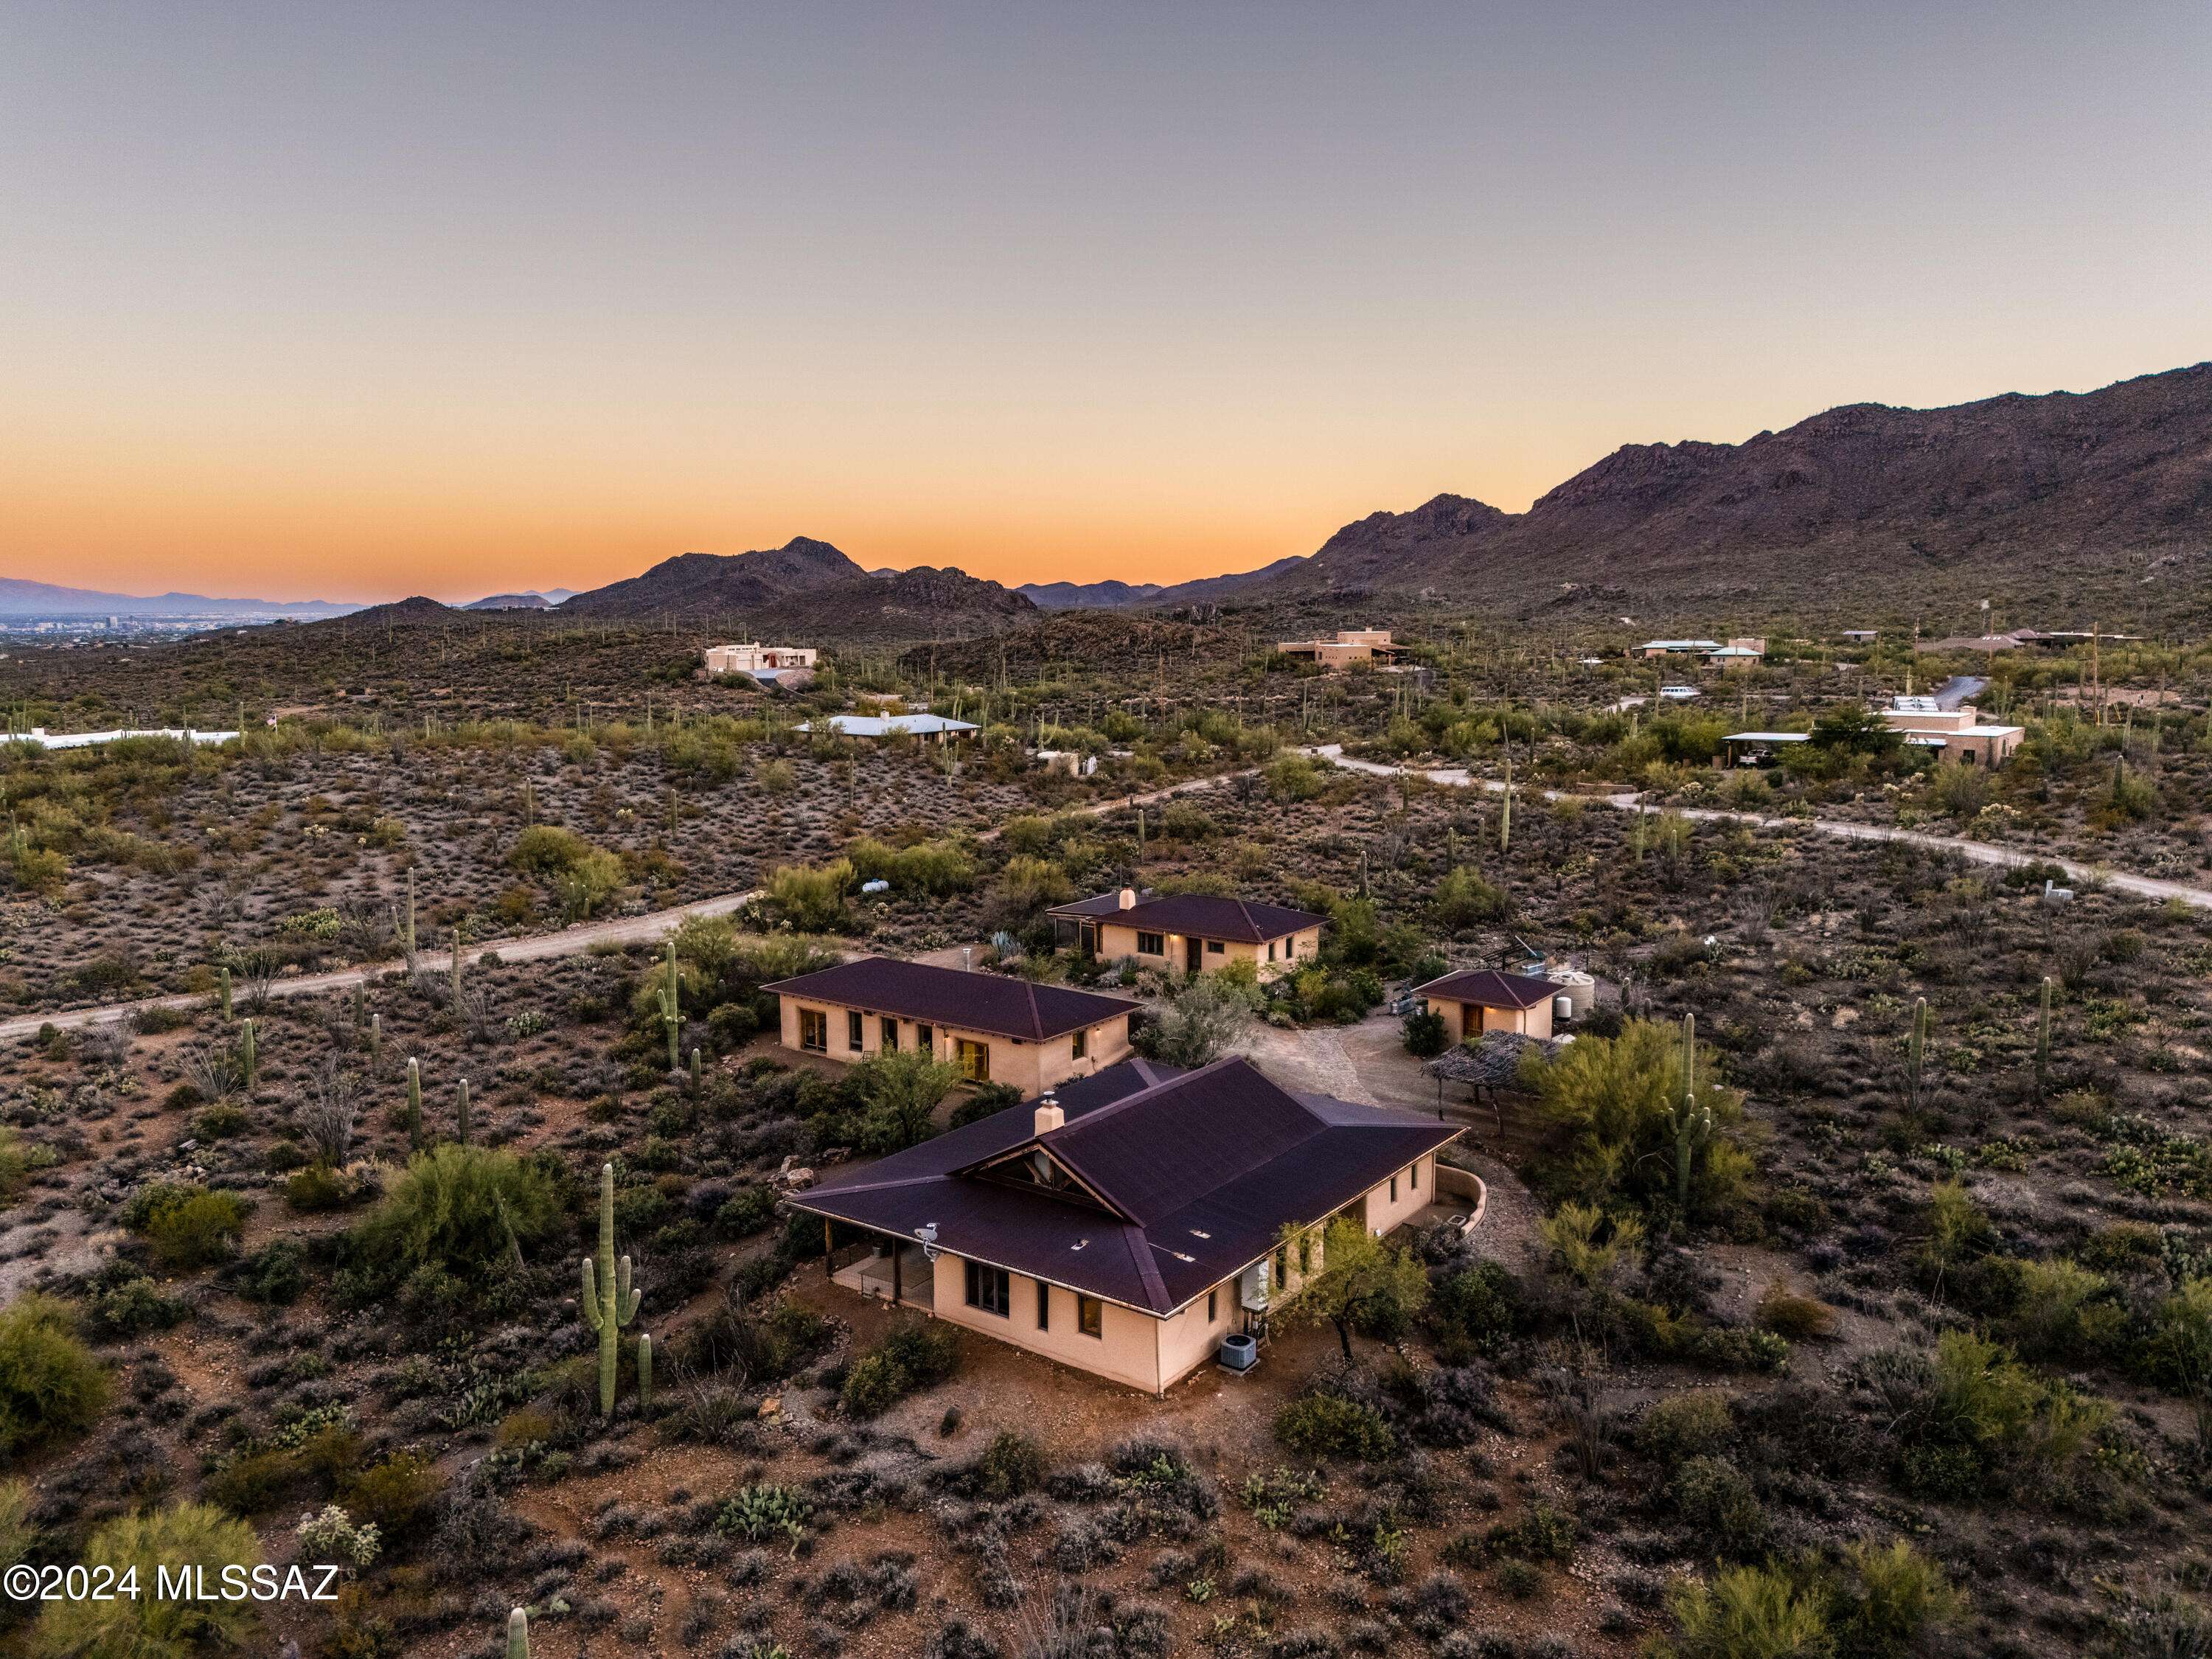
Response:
[1413, 968, 1559, 1044]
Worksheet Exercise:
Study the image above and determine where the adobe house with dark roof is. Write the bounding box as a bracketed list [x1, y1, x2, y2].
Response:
[1413, 967, 1559, 1045]
[764, 956, 1138, 1098]
[790, 1056, 1466, 1394]
[1048, 887, 1326, 978]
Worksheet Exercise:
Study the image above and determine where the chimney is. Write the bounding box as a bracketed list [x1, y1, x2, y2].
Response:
[1116, 887, 1138, 910]
[962, 946, 973, 972]
[1033, 1095, 1065, 1135]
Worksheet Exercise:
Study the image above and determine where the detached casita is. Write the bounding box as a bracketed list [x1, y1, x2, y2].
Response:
[1413, 967, 1559, 1044]
[1048, 888, 1326, 978]
[792, 1056, 1466, 1394]
[765, 956, 1136, 1098]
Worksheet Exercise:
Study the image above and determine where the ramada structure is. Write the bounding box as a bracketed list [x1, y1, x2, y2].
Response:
[766, 956, 1137, 1096]
[790, 1056, 1469, 1393]
[1048, 888, 1326, 978]
[1413, 967, 1559, 1044]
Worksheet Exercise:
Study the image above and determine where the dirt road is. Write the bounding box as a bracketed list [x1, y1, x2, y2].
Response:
[1304, 745, 2212, 911]
[1, 764, 1255, 1038]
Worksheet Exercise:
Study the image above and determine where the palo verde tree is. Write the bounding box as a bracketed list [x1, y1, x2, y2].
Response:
[1272, 1214, 1428, 1362]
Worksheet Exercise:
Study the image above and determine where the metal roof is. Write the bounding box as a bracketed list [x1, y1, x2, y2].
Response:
[790, 1057, 1461, 1315]
[1413, 968, 1558, 1010]
[1722, 731, 1811, 743]
[1048, 889, 1326, 944]
[765, 957, 1138, 1041]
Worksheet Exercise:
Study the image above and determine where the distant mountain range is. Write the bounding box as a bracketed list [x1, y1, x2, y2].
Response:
[0, 578, 358, 620]
[1023, 364, 2212, 623]
[463, 588, 575, 611]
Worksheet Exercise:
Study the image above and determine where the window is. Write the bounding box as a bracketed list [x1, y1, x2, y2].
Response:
[956, 1038, 991, 1083]
[847, 1010, 864, 1052]
[1410, 1161, 1419, 1192]
[1207, 1288, 1218, 1323]
[1037, 1281, 1051, 1331]
[881, 1016, 899, 1051]
[964, 1261, 1011, 1317]
[1206, 939, 1225, 955]
[1135, 931, 1165, 956]
[798, 1009, 828, 1052]
[1077, 1295, 1103, 1338]
[1267, 941, 1277, 962]
[1071, 1027, 1088, 1060]
[917, 1023, 934, 1053]
[1390, 1174, 1398, 1203]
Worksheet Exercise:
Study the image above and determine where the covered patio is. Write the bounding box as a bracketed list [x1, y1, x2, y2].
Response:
[826, 1227, 936, 1311]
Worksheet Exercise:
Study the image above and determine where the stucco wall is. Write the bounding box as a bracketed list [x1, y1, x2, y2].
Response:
[1096, 921, 1321, 980]
[1157, 1280, 1237, 1388]
[776, 995, 1130, 1099]
[1360, 1153, 1436, 1235]
[1427, 995, 1553, 1044]
[931, 1255, 1162, 1393]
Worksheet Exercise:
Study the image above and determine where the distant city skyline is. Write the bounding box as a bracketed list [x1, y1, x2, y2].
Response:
[3, 1, 2207, 605]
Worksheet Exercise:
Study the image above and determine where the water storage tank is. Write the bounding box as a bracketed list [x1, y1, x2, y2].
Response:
[1546, 967, 1595, 1019]
[1219, 1333, 1258, 1372]
[1554, 993, 1573, 1025]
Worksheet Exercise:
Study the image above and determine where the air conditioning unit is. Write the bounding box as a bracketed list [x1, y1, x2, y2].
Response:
[1218, 1333, 1258, 1372]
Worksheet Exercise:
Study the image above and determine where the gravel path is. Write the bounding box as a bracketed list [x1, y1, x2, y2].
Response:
[0, 765, 1257, 1040]
[1305, 744, 2212, 911]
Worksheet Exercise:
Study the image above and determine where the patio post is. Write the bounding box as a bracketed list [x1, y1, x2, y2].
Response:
[824, 1218, 833, 1277]
[892, 1240, 902, 1305]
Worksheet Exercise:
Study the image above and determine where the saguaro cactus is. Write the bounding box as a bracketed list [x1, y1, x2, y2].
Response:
[238, 1019, 257, 1091]
[580, 1163, 641, 1417]
[402, 867, 417, 957]
[637, 1332, 653, 1416]
[2036, 977, 2053, 1091]
[406, 1057, 422, 1151]
[655, 939, 681, 1072]
[217, 965, 233, 1022]
[1666, 1093, 1715, 1217]
[1680, 1012, 1697, 1099]
[352, 979, 366, 1032]
[369, 1011, 382, 1062]
[450, 927, 465, 1009]
[456, 1078, 471, 1146]
[1499, 756, 1513, 853]
[1907, 996, 1930, 1110]
[689, 1046, 703, 1091]
[507, 1607, 530, 1659]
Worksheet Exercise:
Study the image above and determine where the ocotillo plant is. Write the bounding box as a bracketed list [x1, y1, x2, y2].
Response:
[637, 1332, 653, 1416]
[217, 965, 233, 1022]
[1499, 756, 1513, 853]
[406, 1057, 422, 1152]
[580, 1162, 641, 1417]
[456, 1078, 471, 1146]
[239, 1019, 257, 1091]
[1666, 1093, 1714, 1217]
[507, 1607, 530, 1659]
[655, 939, 681, 1071]
[2037, 977, 2054, 1093]
[1907, 996, 1930, 1110]
[450, 928, 464, 1009]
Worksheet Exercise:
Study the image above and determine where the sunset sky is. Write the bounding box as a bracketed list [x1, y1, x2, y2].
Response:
[3, 2, 2207, 605]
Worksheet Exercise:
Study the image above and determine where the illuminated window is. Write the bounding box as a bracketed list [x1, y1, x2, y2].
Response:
[1072, 1027, 1088, 1060]
[798, 1009, 827, 1052]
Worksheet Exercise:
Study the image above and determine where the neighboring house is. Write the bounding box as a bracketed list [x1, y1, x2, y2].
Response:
[791, 1055, 1465, 1394]
[796, 714, 979, 744]
[1841, 630, 1879, 644]
[1276, 628, 1403, 669]
[1414, 968, 1558, 1044]
[1703, 637, 1767, 669]
[1034, 748, 1097, 777]
[1881, 697, 2024, 768]
[1719, 731, 1812, 766]
[765, 956, 1136, 1097]
[1632, 639, 1719, 658]
[704, 642, 818, 686]
[1048, 888, 1326, 977]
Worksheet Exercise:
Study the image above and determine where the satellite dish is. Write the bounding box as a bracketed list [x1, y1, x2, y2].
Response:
[914, 1222, 940, 1263]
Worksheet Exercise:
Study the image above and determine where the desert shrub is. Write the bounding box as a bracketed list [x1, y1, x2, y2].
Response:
[949, 1083, 1023, 1129]
[29, 1503, 260, 1658]
[510, 825, 625, 917]
[840, 1321, 960, 1418]
[1402, 1009, 1448, 1058]
[340, 1145, 563, 1304]
[1431, 1258, 1528, 1356]
[1275, 1391, 1394, 1461]
[974, 1430, 1047, 1500]
[122, 1183, 248, 1269]
[1636, 1391, 1736, 1466]
[231, 1241, 307, 1305]
[0, 1295, 108, 1460]
[1834, 1538, 1961, 1658]
[1431, 867, 1509, 928]
[714, 1483, 811, 1547]
[818, 1051, 961, 1155]
[341, 1455, 445, 1538]
[763, 859, 855, 932]
[714, 1186, 778, 1238]
[1755, 1288, 1834, 1341]
[1669, 1456, 1768, 1558]
[1135, 973, 1258, 1066]
[1652, 1562, 1828, 1659]
[80, 1264, 189, 1340]
[678, 1295, 831, 1384]
[284, 1163, 350, 1213]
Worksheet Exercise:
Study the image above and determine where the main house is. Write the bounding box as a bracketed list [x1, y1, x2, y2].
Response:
[703, 641, 818, 685]
[1882, 695, 2024, 768]
[765, 956, 1137, 1097]
[791, 1056, 1467, 1393]
[1048, 888, 1326, 978]
[1275, 628, 1405, 669]
[1413, 967, 1559, 1044]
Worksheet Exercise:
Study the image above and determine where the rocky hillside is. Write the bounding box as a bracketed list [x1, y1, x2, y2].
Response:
[1045, 363, 2212, 625]
[557, 537, 862, 616]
